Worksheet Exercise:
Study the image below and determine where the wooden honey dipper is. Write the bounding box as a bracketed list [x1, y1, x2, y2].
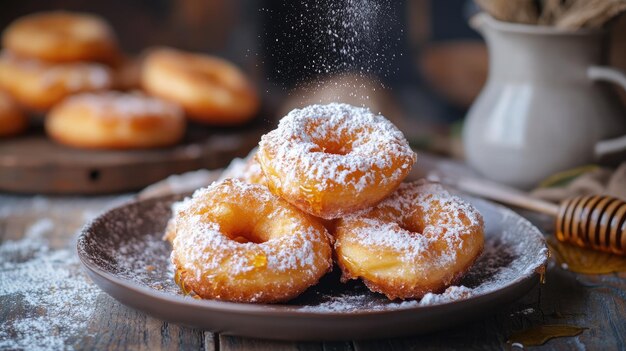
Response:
[429, 173, 626, 255]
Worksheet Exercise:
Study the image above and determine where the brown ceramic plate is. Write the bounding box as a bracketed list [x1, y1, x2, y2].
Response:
[77, 193, 548, 341]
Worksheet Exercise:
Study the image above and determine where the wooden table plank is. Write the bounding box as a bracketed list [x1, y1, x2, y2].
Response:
[323, 341, 354, 351]
[218, 335, 323, 351]
[217, 336, 357, 351]
[78, 294, 206, 351]
[204, 332, 217, 351]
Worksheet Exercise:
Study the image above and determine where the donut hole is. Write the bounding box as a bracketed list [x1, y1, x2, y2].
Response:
[219, 216, 268, 244]
[311, 137, 353, 156]
[215, 203, 280, 244]
[222, 216, 294, 244]
[224, 229, 264, 244]
[220, 220, 269, 244]
[402, 220, 424, 234]
[399, 209, 427, 235]
[197, 69, 222, 85]
[304, 119, 357, 156]
[88, 169, 101, 182]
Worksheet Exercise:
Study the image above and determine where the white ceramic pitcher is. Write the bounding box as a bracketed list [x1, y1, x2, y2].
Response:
[464, 14, 626, 189]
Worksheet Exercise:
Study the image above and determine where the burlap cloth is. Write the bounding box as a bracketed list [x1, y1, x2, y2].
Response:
[531, 162, 626, 202]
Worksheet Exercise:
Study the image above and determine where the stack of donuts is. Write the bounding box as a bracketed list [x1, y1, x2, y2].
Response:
[0, 11, 259, 149]
[167, 103, 485, 303]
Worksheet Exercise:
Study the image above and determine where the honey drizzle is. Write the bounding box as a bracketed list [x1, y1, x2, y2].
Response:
[548, 236, 626, 274]
[535, 263, 547, 284]
[300, 184, 324, 213]
[507, 325, 586, 347]
[251, 252, 267, 269]
[174, 268, 195, 296]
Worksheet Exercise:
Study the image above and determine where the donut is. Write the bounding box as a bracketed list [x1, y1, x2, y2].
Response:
[45, 92, 185, 149]
[258, 103, 416, 220]
[169, 179, 333, 303]
[0, 91, 27, 137]
[219, 149, 268, 186]
[163, 149, 267, 244]
[141, 48, 259, 125]
[2, 11, 118, 63]
[334, 180, 484, 300]
[0, 51, 113, 111]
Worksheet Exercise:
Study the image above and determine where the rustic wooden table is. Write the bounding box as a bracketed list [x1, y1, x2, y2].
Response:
[1, 155, 625, 351]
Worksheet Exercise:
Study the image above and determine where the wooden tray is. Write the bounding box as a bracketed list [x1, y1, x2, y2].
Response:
[0, 123, 265, 195]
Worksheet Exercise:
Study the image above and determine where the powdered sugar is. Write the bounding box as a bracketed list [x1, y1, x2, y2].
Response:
[259, 103, 415, 194]
[419, 286, 474, 305]
[63, 92, 183, 119]
[0, 194, 130, 351]
[298, 285, 473, 312]
[113, 233, 180, 293]
[297, 292, 418, 312]
[55, 63, 111, 91]
[0, 51, 113, 91]
[353, 219, 428, 254]
[261, 0, 401, 92]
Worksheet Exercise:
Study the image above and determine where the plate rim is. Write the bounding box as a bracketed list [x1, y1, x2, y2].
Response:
[77, 192, 549, 317]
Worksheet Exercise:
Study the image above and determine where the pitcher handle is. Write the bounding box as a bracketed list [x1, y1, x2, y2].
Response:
[588, 66, 626, 158]
[469, 13, 489, 35]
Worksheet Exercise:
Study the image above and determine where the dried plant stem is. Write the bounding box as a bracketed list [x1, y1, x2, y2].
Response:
[475, 0, 626, 29]
[474, 0, 538, 24]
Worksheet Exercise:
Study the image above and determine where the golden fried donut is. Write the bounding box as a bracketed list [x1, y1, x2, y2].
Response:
[2, 11, 118, 63]
[335, 180, 484, 300]
[258, 103, 416, 220]
[170, 179, 333, 303]
[219, 149, 268, 186]
[0, 91, 27, 137]
[46, 92, 185, 149]
[163, 149, 267, 244]
[0, 52, 113, 111]
[141, 48, 259, 125]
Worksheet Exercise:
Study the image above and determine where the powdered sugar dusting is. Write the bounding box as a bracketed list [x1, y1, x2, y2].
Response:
[63, 92, 183, 119]
[259, 103, 415, 193]
[297, 285, 473, 312]
[56, 64, 111, 91]
[260, 0, 401, 95]
[0, 51, 113, 91]
[419, 286, 473, 306]
[114, 234, 178, 292]
[1, 194, 130, 351]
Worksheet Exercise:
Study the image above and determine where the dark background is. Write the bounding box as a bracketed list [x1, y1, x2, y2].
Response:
[0, 0, 483, 127]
